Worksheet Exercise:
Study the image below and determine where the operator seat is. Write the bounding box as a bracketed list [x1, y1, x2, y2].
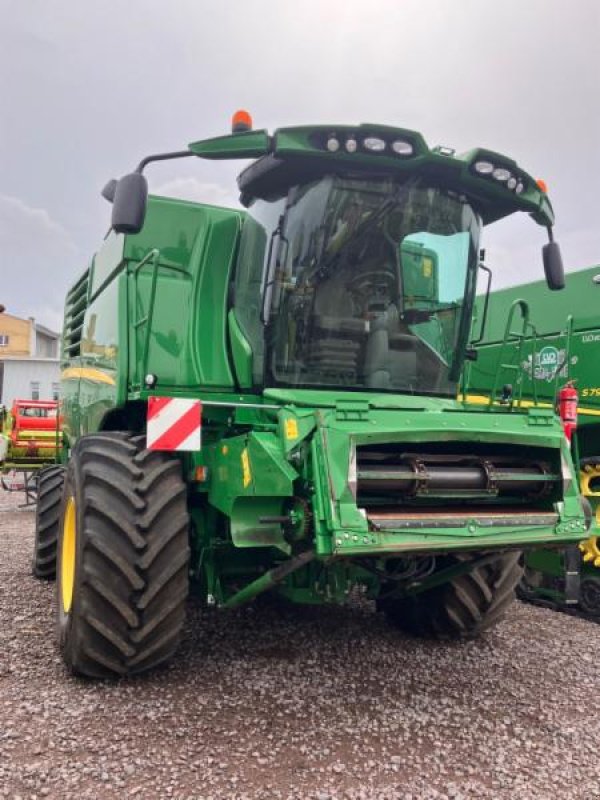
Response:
[364, 303, 417, 390]
[306, 275, 366, 381]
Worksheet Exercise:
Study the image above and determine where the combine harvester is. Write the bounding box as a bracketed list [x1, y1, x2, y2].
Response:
[34, 113, 588, 677]
[468, 264, 600, 616]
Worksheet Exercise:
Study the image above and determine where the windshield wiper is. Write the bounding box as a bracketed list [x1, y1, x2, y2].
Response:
[315, 181, 413, 279]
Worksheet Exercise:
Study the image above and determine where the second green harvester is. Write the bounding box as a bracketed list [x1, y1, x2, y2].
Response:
[468, 264, 600, 616]
[33, 113, 588, 677]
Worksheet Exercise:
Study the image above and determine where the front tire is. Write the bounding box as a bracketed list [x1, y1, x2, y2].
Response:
[32, 465, 65, 579]
[56, 432, 190, 678]
[381, 552, 522, 639]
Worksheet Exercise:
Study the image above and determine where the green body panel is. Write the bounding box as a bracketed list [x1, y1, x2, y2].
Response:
[303, 401, 582, 553]
[79, 276, 122, 435]
[124, 197, 242, 391]
[152, 384, 585, 557]
[205, 431, 297, 514]
[189, 129, 271, 160]
[227, 309, 253, 388]
[58, 121, 586, 610]
[205, 431, 298, 553]
[63, 197, 244, 436]
[474, 265, 600, 342]
[471, 264, 600, 609]
[471, 264, 600, 429]
[61, 271, 126, 442]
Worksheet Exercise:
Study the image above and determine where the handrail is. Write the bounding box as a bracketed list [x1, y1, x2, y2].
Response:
[488, 299, 531, 410]
[132, 249, 161, 389]
[131, 249, 189, 389]
[551, 313, 574, 399]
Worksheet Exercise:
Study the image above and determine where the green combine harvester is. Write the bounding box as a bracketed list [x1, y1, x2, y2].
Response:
[468, 264, 600, 616]
[34, 113, 588, 677]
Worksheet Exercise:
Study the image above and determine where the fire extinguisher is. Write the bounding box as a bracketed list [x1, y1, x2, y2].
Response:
[558, 380, 578, 442]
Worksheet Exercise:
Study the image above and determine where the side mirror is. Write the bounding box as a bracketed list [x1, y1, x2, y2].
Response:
[543, 241, 565, 291]
[101, 179, 118, 203]
[111, 173, 148, 234]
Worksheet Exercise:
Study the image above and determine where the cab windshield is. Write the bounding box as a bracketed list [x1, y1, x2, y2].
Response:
[236, 175, 481, 396]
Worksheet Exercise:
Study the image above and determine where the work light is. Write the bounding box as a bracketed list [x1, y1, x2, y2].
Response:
[474, 161, 494, 175]
[492, 167, 512, 182]
[391, 140, 414, 156]
[363, 137, 386, 152]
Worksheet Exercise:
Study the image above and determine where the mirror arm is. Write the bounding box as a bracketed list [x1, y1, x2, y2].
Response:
[135, 150, 195, 174]
[470, 263, 492, 345]
[107, 150, 196, 234]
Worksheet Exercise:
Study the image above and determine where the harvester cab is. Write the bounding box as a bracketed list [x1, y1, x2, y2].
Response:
[107, 116, 564, 396]
[40, 113, 590, 678]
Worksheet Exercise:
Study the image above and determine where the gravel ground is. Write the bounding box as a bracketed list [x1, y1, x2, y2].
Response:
[2, 487, 600, 800]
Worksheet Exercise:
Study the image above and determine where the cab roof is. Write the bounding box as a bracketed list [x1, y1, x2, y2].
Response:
[189, 123, 554, 227]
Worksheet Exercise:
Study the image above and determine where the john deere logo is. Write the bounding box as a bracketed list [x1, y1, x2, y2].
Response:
[538, 346, 559, 368]
[522, 345, 566, 383]
[535, 346, 565, 382]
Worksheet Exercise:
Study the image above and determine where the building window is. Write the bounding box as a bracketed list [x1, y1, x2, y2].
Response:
[30, 381, 40, 400]
[0, 334, 9, 346]
[52, 382, 60, 401]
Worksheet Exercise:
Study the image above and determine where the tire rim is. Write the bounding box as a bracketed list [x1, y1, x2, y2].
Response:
[61, 496, 76, 613]
[579, 535, 600, 568]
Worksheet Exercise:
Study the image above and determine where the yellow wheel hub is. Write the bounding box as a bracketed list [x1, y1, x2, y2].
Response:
[61, 496, 77, 613]
[579, 463, 600, 568]
[580, 536, 600, 568]
[580, 462, 600, 499]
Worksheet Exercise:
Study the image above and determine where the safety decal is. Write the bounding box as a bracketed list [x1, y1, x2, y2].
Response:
[147, 397, 202, 451]
[241, 448, 252, 487]
[285, 418, 299, 440]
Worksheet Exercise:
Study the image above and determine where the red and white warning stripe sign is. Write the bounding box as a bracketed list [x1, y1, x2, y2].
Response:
[147, 397, 202, 452]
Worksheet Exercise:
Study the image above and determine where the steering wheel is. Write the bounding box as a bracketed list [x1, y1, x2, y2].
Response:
[346, 269, 397, 299]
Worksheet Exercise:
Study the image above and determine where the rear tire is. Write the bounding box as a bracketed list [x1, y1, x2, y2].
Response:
[32, 465, 65, 579]
[56, 432, 190, 678]
[381, 552, 522, 639]
[516, 564, 545, 603]
[579, 578, 600, 617]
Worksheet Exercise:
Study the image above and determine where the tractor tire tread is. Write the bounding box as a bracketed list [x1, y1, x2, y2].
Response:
[32, 465, 65, 580]
[60, 432, 189, 678]
[382, 552, 523, 640]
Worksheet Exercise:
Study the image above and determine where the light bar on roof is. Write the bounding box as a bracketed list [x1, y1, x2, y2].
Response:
[473, 159, 527, 195]
[318, 130, 416, 158]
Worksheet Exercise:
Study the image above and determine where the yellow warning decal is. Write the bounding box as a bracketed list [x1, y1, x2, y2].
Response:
[458, 392, 600, 417]
[61, 366, 115, 386]
[241, 448, 252, 488]
[285, 418, 299, 440]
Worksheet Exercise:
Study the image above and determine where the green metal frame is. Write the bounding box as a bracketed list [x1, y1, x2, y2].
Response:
[471, 264, 600, 610]
[57, 122, 588, 611]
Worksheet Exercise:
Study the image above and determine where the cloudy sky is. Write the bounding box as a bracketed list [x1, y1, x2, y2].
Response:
[1, 0, 599, 331]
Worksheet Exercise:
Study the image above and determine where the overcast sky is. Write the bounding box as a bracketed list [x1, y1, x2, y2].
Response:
[1, 0, 599, 331]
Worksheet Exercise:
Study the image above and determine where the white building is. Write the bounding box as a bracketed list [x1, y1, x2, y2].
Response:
[0, 357, 60, 407]
[0, 314, 61, 407]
